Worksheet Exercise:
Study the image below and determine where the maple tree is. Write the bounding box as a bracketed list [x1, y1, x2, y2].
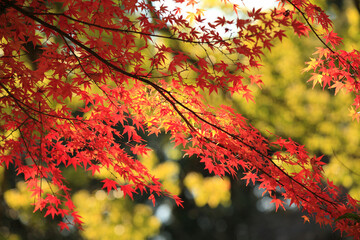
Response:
[0, 0, 359, 238]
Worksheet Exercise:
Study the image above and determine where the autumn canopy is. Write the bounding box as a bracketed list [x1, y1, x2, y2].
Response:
[0, 0, 359, 238]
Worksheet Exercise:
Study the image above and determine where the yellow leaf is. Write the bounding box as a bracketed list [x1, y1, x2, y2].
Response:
[302, 215, 310, 223]
[303, 58, 321, 73]
[186, 12, 196, 24]
[307, 74, 323, 88]
[196, 8, 205, 16]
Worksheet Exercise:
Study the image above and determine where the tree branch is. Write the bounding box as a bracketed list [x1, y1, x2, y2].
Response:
[8, 0, 344, 213]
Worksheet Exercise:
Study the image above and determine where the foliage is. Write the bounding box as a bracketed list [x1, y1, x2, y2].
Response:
[184, 172, 231, 208]
[0, 0, 359, 238]
[72, 190, 160, 239]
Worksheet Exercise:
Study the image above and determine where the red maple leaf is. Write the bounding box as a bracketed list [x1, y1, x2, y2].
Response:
[120, 184, 137, 200]
[58, 222, 70, 231]
[274, 30, 287, 42]
[324, 30, 342, 48]
[241, 172, 258, 186]
[270, 197, 286, 212]
[292, 20, 309, 37]
[44, 205, 58, 219]
[101, 179, 118, 194]
[148, 194, 156, 206]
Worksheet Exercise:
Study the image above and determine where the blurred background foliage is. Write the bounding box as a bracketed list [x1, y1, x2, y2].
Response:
[0, 0, 360, 239]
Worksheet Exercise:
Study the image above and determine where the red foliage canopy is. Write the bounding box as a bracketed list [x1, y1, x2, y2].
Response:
[0, 0, 359, 237]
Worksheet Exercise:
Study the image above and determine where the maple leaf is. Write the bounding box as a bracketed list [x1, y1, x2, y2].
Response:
[186, 0, 198, 7]
[65, 198, 76, 211]
[313, 47, 330, 58]
[274, 30, 287, 42]
[120, 184, 137, 200]
[200, 157, 215, 174]
[147, 126, 161, 136]
[58, 222, 70, 231]
[302, 215, 310, 223]
[308, 73, 323, 88]
[243, 91, 255, 103]
[123, 125, 136, 141]
[330, 81, 344, 95]
[249, 75, 263, 89]
[186, 12, 197, 23]
[44, 205, 58, 219]
[241, 171, 258, 186]
[148, 194, 156, 206]
[236, 19, 251, 29]
[303, 58, 322, 73]
[131, 144, 150, 155]
[32, 199, 47, 213]
[101, 179, 118, 194]
[1, 155, 13, 168]
[321, 75, 332, 89]
[195, 15, 205, 22]
[348, 107, 360, 122]
[57, 208, 69, 218]
[263, 39, 274, 51]
[196, 8, 205, 17]
[71, 211, 84, 228]
[233, 4, 239, 15]
[324, 30, 342, 48]
[215, 16, 226, 27]
[292, 20, 309, 37]
[88, 164, 101, 176]
[172, 195, 184, 208]
[173, 132, 187, 147]
[270, 197, 286, 212]
[66, 156, 80, 170]
[45, 194, 61, 207]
